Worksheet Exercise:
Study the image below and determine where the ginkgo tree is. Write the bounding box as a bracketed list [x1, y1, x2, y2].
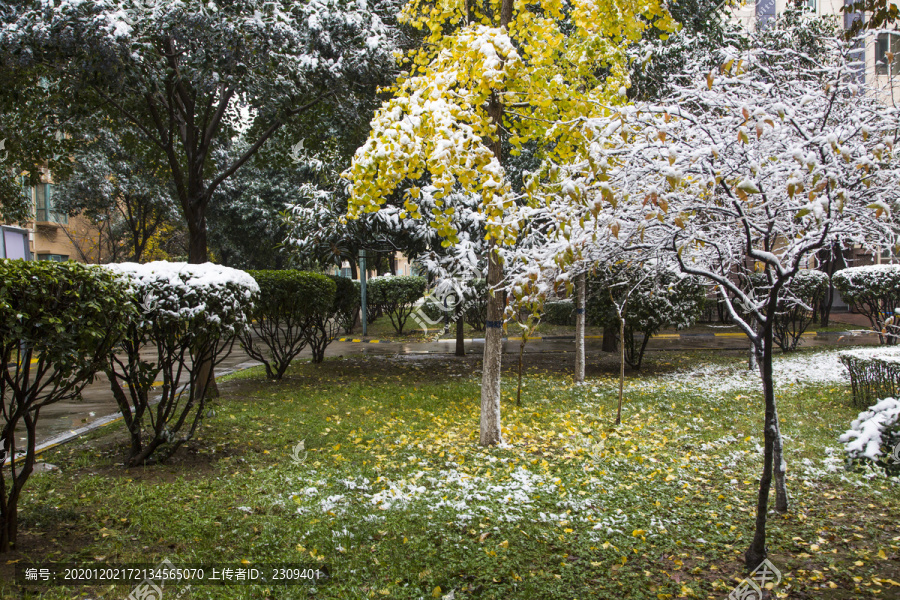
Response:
[544, 18, 900, 569]
[345, 0, 675, 445]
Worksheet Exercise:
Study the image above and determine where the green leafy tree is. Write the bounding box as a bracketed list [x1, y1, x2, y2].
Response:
[0, 0, 397, 263]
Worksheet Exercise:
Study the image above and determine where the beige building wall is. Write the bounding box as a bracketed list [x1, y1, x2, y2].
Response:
[12, 177, 106, 264]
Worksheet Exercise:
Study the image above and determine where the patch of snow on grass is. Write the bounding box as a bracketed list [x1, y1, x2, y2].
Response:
[636, 350, 849, 395]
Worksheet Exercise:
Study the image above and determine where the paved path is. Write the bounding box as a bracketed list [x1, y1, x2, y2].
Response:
[12, 318, 881, 460]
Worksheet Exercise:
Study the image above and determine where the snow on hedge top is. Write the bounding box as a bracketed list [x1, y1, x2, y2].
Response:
[832, 264, 900, 287]
[107, 261, 258, 293]
[105, 262, 258, 333]
[839, 346, 900, 365]
[840, 397, 900, 461]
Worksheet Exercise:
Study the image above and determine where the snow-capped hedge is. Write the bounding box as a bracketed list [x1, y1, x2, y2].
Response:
[833, 264, 900, 345]
[840, 397, 900, 476]
[106, 261, 258, 335]
[587, 266, 706, 368]
[839, 347, 900, 408]
[103, 261, 258, 466]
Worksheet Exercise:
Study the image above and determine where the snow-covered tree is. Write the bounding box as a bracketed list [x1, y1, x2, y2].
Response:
[550, 20, 900, 568]
[345, 0, 675, 446]
[0, 0, 398, 263]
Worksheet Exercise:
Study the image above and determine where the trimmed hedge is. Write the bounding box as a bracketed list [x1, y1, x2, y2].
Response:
[242, 270, 336, 379]
[0, 260, 132, 551]
[839, 348, 900, 408]
[833, 264, 900, 345]
[335, 278, 361, 335]
[544, 300, 575, 326]
[307, 275, 355, 363]
[368, 275, 426, 334]
[105, 262, 258, 466]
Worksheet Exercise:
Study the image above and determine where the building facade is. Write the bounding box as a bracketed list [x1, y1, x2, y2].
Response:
[1, 177, 104, 263]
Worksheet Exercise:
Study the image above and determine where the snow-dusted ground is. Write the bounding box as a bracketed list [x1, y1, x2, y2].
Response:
[633, 349, 849, 395]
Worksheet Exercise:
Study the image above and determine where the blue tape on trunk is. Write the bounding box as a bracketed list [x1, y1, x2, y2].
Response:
[485, 320, 503, 328]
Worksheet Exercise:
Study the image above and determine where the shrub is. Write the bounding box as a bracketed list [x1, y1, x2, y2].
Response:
[307, 275, 354, 363]
[241, 270, 335, 379]
[104, 262, 258, 467]
[367, 275, 426, 334]
[839, 347, 900, 408]
[840, 397, 900, 476]
[544, 300, 575, 326]
[749, 270, 829, 352]
[587, 266, 705, 368]
[335, 279, 361, 335]
[0, 260, 132, 552]
[833, 264, 900, 345]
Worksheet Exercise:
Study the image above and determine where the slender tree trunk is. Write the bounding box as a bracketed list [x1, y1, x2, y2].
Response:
[186, 211, 208, 264]
[752, 323, 788, 513]
[602, 326, 617, 352]
[480, 245, 504, 446]
[745, 324, 778, 570]
[772, 409, 789, 513]
[456, 316, 465, 356]
[575, 273, 586, 384]
[516, 338, 524, 406]
[616, 313, 625, 425]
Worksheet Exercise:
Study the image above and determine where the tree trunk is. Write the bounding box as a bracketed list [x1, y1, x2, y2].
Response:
[186, 211, 208, 264]
[516, 339, 524, 406]
[752, 320, 788, 514]
[772, 409, 789, 513]
[745, 324, 778, 570]
[616, 314, 625, 425]
[349, 259, 358, 281]
[480, 245, 504, 446]
[602, 326, 617, 352]
[478, 0, 510, 447]
[575, 273, 585, 384]
[456, 316, 465, 356]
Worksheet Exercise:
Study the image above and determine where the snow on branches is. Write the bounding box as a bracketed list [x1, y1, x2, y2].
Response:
[544, 27, 900, 342]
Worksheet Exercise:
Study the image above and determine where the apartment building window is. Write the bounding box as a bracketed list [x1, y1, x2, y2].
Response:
[34, 183, 67, 224]
[37, 253, 69, 262]
[876, 33, 900, 75]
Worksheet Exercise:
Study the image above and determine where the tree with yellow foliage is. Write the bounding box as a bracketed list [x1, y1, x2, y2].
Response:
[345, 0, 675, 446]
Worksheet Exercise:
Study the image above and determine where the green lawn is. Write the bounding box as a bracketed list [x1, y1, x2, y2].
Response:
[4, 348, 899, 599]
